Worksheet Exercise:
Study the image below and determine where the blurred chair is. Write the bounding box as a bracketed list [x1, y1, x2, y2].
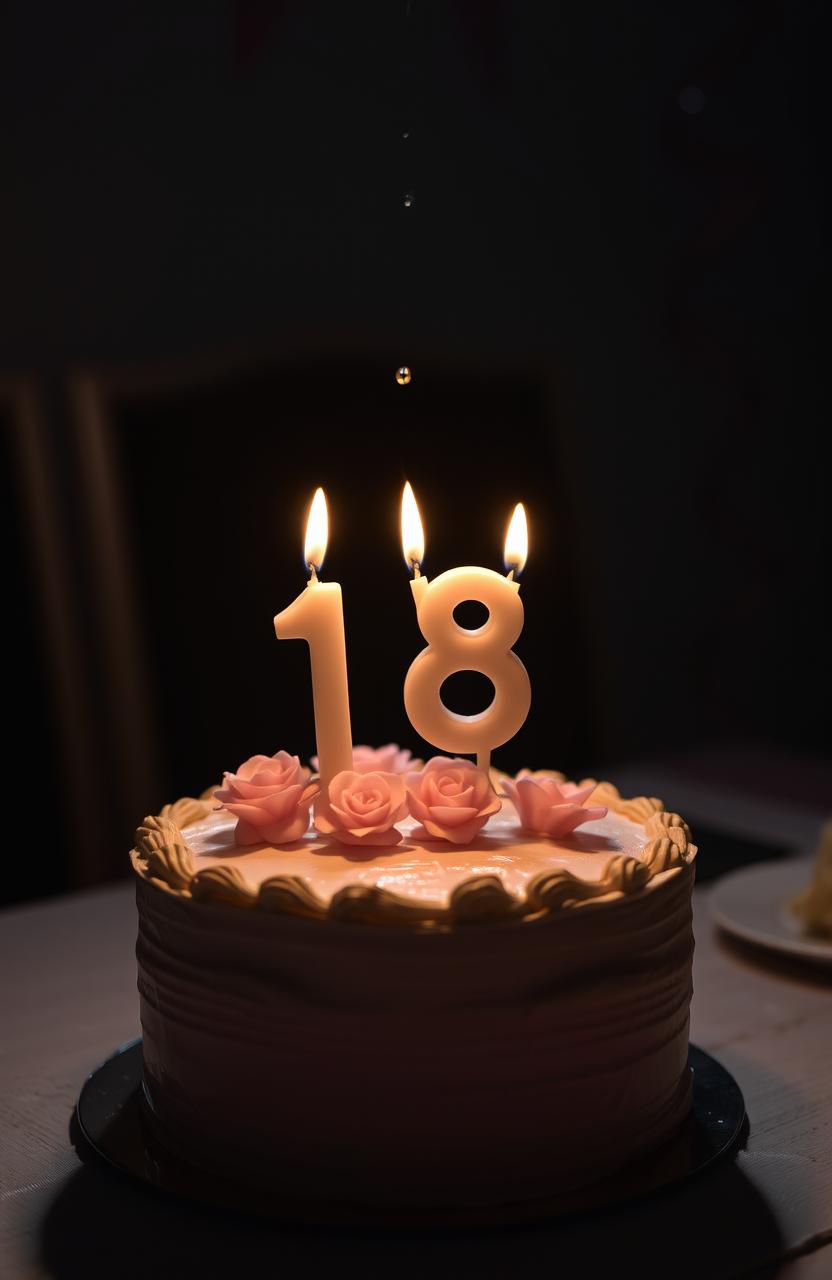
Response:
[3, 379, 105, 894]
[68, 370, 164, 864]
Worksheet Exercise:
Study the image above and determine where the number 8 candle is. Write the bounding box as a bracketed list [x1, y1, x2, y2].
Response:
[400, 482, 531, 774]
[274, 488, 353, 801]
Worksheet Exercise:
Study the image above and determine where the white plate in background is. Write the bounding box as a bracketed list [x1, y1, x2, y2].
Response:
[710, 858, 832, 968]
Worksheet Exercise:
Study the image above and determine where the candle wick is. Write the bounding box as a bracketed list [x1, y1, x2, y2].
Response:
[411, 561, 422, 579]
[506, 567, 516, 582]
[308, 563, 319, 583]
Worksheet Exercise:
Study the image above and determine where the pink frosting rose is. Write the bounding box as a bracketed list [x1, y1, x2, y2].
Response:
[311, 744, 419, 775]
[405, 756, 501, 844]
[214, 751, 318, 845]
[499, 772, 607, 838]
[315, 770, 408, 846]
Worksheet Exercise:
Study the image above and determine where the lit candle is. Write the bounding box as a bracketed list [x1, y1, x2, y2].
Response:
[401, 484, 531, 774]
[274, 488, 353, 801]
[401, 480, 427, 608]
[504, 502, 528, 581]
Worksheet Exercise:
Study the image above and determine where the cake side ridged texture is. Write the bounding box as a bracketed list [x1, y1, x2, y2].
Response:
[136, 858, 695, 1210]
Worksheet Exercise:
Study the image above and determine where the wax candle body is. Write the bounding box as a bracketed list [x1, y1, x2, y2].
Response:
[405, 565, 531, 771]
[275, 581, 353, 797]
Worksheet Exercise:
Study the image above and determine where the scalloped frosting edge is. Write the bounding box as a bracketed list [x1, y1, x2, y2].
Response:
[130, 779, 697, 927]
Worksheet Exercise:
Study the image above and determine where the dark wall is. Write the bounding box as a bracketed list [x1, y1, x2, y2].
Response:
[2, 1, 828, 902]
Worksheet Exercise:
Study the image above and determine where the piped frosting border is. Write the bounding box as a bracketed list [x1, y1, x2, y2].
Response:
[130, 781, 697, 927]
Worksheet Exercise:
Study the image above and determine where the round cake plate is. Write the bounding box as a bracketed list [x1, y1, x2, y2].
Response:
[76, 1040, 745, 1229]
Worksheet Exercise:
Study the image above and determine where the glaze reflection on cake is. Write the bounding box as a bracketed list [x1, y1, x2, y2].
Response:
[131, 748, 697, 1214]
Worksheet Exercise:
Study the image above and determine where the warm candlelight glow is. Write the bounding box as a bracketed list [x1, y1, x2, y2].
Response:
[504, 503, 528, 577]
[304, 487, 328, 575]
[400, 481, 425, 571]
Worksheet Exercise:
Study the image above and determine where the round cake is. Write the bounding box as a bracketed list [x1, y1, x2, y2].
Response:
[130, 757, 696, 1218]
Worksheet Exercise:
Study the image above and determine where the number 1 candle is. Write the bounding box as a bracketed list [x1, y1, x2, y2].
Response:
[400, 483, 531, 774]
[274, 488, 353, 799]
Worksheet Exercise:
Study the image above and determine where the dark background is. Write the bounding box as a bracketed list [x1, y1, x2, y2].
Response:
[2, 0, 828, 904]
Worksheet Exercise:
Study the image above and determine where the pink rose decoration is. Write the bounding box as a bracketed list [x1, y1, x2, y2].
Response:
[214, 752, 318, 845]
[311, 744, 419, 775]
[315, 770, 408, 846]
[499, 772, 607, 838]
[405, 756, 501, 844]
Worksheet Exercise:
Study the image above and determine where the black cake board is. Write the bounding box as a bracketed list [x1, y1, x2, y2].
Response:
[75, 1038, 745, 1229]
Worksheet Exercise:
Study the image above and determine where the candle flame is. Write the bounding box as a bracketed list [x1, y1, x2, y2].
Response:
[400, 481, 424, 570]
[504, 503, 528, 576]
[304, 487, 328, 574]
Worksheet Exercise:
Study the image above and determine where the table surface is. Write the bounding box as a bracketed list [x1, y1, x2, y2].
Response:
[2, 766, 831, 1280]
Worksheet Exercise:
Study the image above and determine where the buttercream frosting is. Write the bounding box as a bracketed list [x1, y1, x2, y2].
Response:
[131, 778, 694, 926]
[181, 805, 648, 903]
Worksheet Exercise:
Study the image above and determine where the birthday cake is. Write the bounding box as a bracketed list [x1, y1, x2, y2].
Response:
[130, 485, 696, 1217]
[131, 748, 696, 1217]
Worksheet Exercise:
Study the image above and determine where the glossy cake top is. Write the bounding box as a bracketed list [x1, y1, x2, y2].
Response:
[181, 803, 647, 908]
